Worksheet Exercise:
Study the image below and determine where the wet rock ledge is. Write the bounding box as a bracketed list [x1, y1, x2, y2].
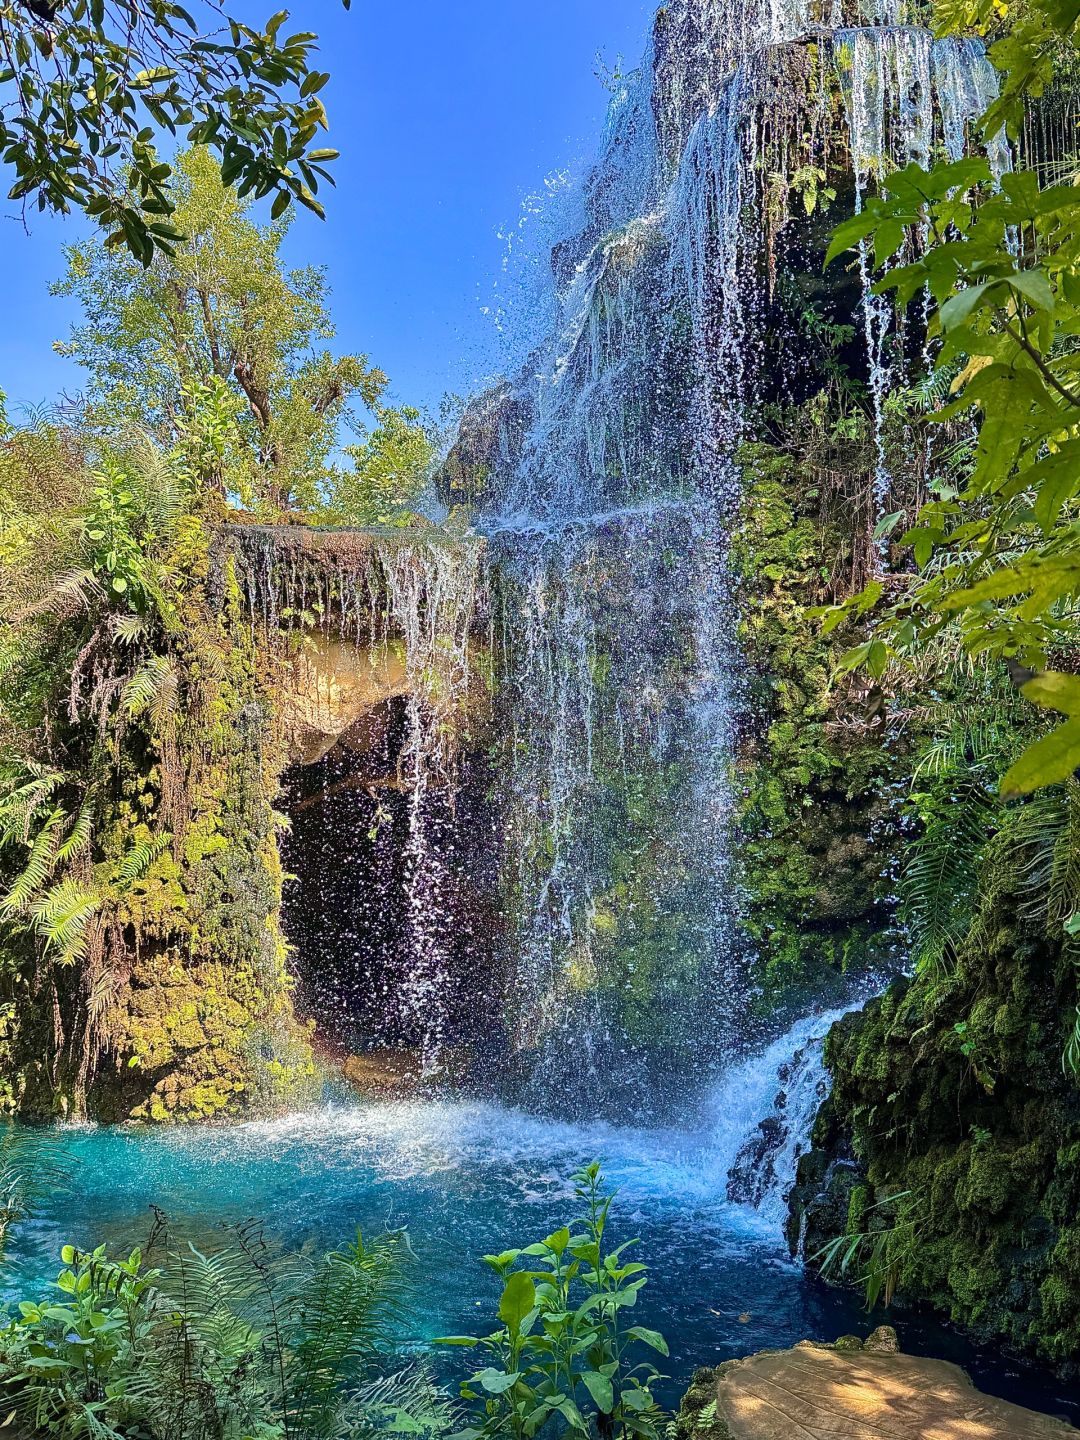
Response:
[675, 1328, 1077, 1439]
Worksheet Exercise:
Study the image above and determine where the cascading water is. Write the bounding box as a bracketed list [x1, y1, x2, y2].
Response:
[467, 0, 1006, 1115]
[232, 0, 1008, 1122]
[232, 527, 488, 1069]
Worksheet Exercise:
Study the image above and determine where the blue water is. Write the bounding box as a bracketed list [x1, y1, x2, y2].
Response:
[5, 1097, 1079, 1425]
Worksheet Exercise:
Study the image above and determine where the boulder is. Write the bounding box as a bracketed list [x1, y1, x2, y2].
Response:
[675, 1333, 1076, 1439]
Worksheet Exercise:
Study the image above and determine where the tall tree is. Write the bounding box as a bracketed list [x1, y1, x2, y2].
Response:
[0, 0, 347, 262]
[55, 147, 387, 512]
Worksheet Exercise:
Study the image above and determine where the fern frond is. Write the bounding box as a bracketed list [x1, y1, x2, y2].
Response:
[15, 566, 102, 621]
[340, 1366, 461, 1440]
[0, 765, 65, 847]
[287, 1228, 411, 1431]
[0, 806, 66, 916]
[121, 655, 177, 723]
[112, 612, 150, 646]
[902, 788, 994, 978]
[112, 835, 168, 888]
[55, 795, 95, 864]
[29, 878, 101, 966]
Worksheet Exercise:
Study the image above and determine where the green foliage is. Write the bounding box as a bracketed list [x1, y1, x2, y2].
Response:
[899, 700, 1020, 979]
[331, 405, 436, 527]
[800, 783, 1080, 1363]
[0, 1222, 453, 1440]
[813, 1189, 919, 1310]
[54, 148, 388, 514]
[731, 440, 895, 1005]
[0, 0, 349, 263]
[0, 389, 316, 1119]
[439, 1163, 668, 1440]
[822, 0, 1080, 795]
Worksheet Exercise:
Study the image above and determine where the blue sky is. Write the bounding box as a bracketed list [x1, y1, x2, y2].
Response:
[0, 0, 654, 419]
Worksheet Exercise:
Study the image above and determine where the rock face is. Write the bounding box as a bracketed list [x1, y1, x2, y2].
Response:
[676, 1332, 1077, 1439]
[280, 632, 411, 766]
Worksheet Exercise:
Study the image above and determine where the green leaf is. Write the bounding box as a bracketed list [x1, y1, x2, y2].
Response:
[1021, 671, 1080, 717]
[1009, 268, 1054, 311]
[625, 1325, 669, 1356]
[1000, 719, 1080, 796]
[939, 281, 994, 331]
[498, 1271, 536, 1331]
[476, 1368, 520, 1395]
[581, 1370, 614, 1413]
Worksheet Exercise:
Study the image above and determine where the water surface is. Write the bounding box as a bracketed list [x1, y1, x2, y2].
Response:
[7, 1094, 1078, 1425]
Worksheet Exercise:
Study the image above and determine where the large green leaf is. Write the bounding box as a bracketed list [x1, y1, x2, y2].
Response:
[1000, 719, 1080, 796]
[581, 1371, 614, 1412]
[498, 1271, 536, 1332]
[1021, 671, 1080, 717]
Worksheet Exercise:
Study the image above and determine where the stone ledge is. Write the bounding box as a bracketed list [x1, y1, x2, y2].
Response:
[676, 1330, 1077, 1439]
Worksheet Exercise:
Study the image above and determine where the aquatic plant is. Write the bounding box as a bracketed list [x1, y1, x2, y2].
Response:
[439, 1163, 669, 1440]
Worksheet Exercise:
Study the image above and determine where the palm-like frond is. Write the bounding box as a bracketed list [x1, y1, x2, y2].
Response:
[55, 795, 95, 864]
[287, 1229, 412, 1433]
[902, 788, 996, 979]
[112, 835, 168, 888]
[0, 763, 65, 847]
[16, 566, 103, 622]
[29, 878, 101, 966]
[0, 805, 66, 917]
[340, 1367, 461, 1440]
[112, 612, 150, 646]
[121, 655, 179, 727]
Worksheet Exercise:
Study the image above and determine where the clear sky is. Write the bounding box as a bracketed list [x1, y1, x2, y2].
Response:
[0, 0, 654, 419]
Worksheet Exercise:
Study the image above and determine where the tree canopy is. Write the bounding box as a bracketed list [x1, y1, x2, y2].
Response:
[54, 148, 432, 519]
[0, 0, 347, 262]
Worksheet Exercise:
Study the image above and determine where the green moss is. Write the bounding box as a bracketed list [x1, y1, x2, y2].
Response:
[798, 865, 1080, 1370]
[0, 508, 315, 1122]
[731, 441, 897, 1010]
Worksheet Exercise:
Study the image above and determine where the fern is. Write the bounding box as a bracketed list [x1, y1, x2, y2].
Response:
[29, 878, 101, 966]
[112, 835, 168, 887]
[0, 805, 66, 917]
[0, 762, 64, 847]
[17, 566, 102, 621]
[55, 794, 95, 863]
[340, 1368, 461, 1440]
[121, 655, 178, 724]
[288, 1230, 411, 1432]
[901, 788, 995, 979]
[112, 612, 149, 646]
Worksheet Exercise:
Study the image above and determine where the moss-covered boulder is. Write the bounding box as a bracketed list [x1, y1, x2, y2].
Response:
[795, 873, 1080, 1368]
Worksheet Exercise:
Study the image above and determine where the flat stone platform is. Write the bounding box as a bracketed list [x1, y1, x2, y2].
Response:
[680, 1334, 1076, 1439]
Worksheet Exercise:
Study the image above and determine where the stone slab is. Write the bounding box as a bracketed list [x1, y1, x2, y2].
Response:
[712, 1341, 1076, 1439]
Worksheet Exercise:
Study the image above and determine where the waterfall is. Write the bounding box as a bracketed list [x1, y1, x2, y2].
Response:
[715, 1004, 859, 1229]
[467, 0, 1004, 1115]
[231, 527, 486, 1069]
[830, 25, 1011, 529]
[232, 1, 1011, 1107]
